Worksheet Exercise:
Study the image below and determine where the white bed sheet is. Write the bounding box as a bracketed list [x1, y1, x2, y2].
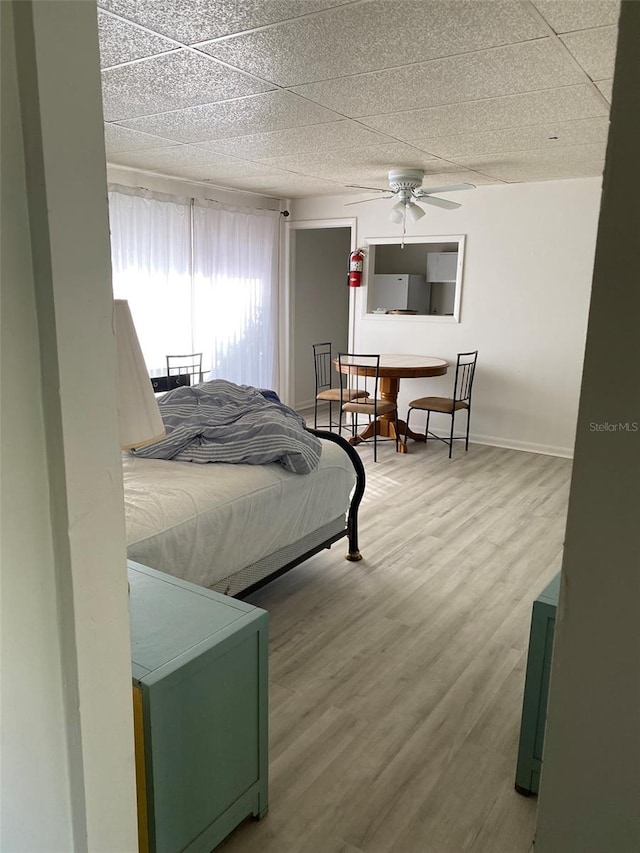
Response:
[124, 438, 355, 589]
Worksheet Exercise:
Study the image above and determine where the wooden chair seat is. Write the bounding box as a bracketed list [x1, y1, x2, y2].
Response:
[342, 399, 396, 415]
[405, 351, 478, 458]
[408, 396, 469, 414]
[317, 388, 369, 403]
[313, 342, 343, 431]
[338, 352, 399, 461]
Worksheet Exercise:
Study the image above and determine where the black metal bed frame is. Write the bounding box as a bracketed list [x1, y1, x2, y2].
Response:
[237, 427, 365, 598]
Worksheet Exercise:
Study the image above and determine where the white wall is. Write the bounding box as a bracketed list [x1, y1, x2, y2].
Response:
[292, 178, 602, 456]
[1, 3, 138, 850]
[291, 227, 351, 408]
[535, 4, 640, 849]
[1, 4, 74, 846]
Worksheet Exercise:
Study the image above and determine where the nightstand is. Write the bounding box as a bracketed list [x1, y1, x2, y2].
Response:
[128, 561, 268, 852]
[515, 572, 560, 796]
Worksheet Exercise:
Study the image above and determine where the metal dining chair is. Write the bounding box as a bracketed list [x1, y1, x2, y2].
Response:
[313, 342, 368, 430]
[166, 353, 204, 385]
[338, 353, 399, 462]
[405, 350, 478, 458]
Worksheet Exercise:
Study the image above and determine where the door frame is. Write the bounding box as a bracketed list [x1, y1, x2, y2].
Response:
[281, 217, 357, 406]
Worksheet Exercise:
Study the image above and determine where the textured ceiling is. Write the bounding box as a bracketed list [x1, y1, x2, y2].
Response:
[99, 0, 619, 199]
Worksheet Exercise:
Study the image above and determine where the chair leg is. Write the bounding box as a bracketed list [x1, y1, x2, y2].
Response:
[314, 398, 318, 430]
[448, 410, 455, 459]
[405, 407, 412, 446]
[394, 410, 400, 453]
[373, 417, 377, 462]
[465, 407, 471, 451]
[425, 411, 431, 446]
[328, 401, 333, 432]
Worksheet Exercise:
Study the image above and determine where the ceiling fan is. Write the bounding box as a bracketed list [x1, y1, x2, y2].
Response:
[346, 169, 474, 224]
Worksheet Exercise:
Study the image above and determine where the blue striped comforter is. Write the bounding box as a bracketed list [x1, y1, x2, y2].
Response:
[131, 379, 322, 474]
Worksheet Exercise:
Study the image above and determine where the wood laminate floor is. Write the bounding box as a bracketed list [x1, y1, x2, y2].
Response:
[218, 432, 572, 853]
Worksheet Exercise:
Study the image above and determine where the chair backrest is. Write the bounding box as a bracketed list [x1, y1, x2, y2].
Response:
[313, 342, 333, 393]
[453, 350, 478, 403]
[166, 353, 203, 384]
[337, 353, 381, 405]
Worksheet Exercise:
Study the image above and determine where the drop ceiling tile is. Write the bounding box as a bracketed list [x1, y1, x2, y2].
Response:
[104, 123, 178, 154]
[259, 143, 458, 183]
[108, 145, 240, 170]
[481, 160, 604, 183]
[459, 141, 606, 166]
[532, 0, 620, 33]
[360, 85, 608, 140]
[101, 49, 273, 122]
[409, 170, 500, 188]
[214, 174, 348, 198]
[560, 26, 618, 81]
[409, 117, 610, 159]
[457, 143, 606, 182]
[290, 40, 584, 118]
[196, 121, 392, 160]
[595, 78, 613, 102]
[200, 0, 545, 87]
[164, 160, 295, 183]
[97, 11, 177, 69]
[98, 0, 346, 43]
[120, 91, 343, 143]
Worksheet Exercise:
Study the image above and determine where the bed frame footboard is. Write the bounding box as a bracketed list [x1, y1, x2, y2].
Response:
[232, 428, 365, 598]
[307, 428, 365, 562]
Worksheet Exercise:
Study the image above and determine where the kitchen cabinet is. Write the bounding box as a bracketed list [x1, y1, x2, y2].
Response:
[426, 252, 458, 282]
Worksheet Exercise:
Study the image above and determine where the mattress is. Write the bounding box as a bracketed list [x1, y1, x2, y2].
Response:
[124, 437, 355, 590]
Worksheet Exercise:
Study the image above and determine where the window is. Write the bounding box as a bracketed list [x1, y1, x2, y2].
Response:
[108, 186, 280, 389]
[364, 235, 465, 323]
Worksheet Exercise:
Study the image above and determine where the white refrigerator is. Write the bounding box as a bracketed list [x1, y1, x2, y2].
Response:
[369, 274, 431, 314]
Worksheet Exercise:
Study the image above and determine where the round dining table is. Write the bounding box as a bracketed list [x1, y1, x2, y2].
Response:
[334, 354, 449, 453]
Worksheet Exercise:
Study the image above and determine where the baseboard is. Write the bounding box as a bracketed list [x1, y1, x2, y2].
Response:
[467, 432, 574, 459]
[293, 412, 575, 460]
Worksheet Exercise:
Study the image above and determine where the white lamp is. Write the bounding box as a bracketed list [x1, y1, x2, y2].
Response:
[406, 202, 426, 223]
[114, 299, 165, 450]
[389, 201, 405, 223]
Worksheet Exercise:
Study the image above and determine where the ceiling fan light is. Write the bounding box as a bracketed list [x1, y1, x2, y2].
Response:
[388, 202, 405, 223]
[406, 202, 425, 223]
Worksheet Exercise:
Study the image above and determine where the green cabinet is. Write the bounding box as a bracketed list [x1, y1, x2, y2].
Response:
[129, 561, 268, 852]
[515, 572, 560, 796]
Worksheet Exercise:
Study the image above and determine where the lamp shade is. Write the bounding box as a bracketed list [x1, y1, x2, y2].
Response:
[406, 202, 426, 223]
[114, 300, 165, 450]
[389, 201, 405, 224]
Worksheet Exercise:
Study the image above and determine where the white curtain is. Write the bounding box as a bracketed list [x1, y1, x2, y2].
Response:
[193, 201, 279, 389]
[108, 186, 280, 389]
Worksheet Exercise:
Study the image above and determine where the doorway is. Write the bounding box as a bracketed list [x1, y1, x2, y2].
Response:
[287, 221, 355, 410]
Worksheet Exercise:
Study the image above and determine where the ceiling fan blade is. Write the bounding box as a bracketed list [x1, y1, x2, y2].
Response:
[415, 182, 475, 196]
[420, 196, 461, 210]
[345, 194, 395, 206]
[345, 183, 390, 192]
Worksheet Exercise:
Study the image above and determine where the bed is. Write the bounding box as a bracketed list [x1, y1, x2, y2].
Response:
[124, 428, 365, 597]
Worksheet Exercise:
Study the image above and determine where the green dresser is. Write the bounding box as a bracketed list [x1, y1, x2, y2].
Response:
[128, 561, 268, 853]
[515, 572, 560, 796]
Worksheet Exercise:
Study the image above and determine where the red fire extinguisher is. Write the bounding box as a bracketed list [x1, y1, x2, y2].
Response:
[348, 249, 364, 288]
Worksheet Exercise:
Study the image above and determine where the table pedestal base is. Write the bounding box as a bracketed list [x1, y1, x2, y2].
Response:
[346, 417, 426, 454]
